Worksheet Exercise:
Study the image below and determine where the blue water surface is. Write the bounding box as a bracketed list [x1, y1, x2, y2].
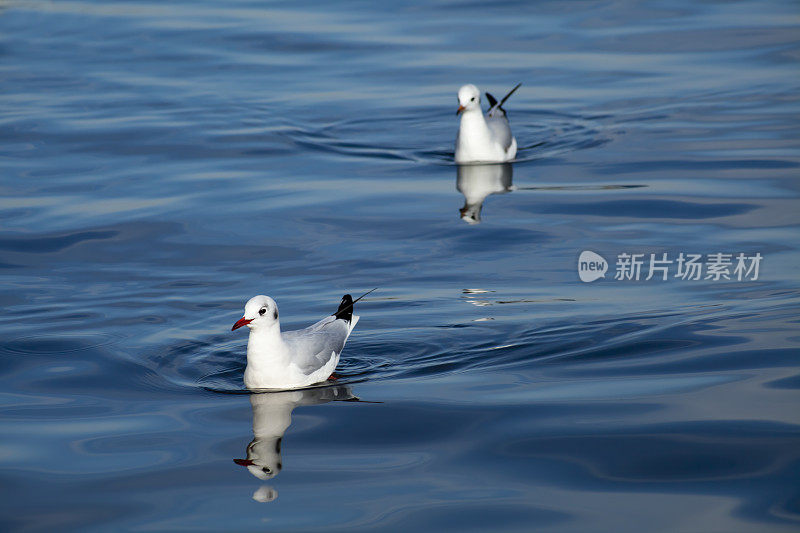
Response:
[1, 0, 799, 531]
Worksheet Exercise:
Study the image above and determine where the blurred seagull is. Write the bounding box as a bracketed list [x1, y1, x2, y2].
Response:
[455, 83, 521, 163]
[231, 289, 374, 390]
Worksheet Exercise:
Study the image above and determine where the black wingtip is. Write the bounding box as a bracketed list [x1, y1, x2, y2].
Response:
[486, 84, 521, 116]
[331, 288, 377, 322]
[499, 83, 522, 107]
[334, 294, 353, 322]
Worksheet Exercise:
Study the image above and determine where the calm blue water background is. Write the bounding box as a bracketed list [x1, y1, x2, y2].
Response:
[2, 0, 799, 531]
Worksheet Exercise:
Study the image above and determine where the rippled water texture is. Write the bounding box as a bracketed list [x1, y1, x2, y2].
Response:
[2, 0, 799, 531]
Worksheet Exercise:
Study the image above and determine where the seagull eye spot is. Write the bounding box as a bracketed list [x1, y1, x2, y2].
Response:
[470, 97, 475, 101]
[259, 308, 267, 316]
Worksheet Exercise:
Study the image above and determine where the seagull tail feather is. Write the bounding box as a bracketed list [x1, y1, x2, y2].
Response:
[334, 294, 354, 322]
[487, 83, 522, 117]
[332, 287, 378, 323]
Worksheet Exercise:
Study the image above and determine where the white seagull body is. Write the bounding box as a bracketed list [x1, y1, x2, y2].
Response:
[231, 294, 360, 390]
[455, 83, 521, 164]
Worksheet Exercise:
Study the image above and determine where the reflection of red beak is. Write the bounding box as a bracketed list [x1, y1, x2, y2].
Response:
[456, 105, 465, 115]
[234, 458, 255, 466]
[231, 317, 252, 331]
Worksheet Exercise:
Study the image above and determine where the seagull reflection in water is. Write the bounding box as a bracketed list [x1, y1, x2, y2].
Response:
[456, 163, 514, 224]
[235, 384, 358, 502]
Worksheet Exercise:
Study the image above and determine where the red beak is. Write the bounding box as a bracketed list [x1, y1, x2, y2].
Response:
[233, 458, 255, 467]
[231, 317, 252, 331]
[456, 105, 465, 115]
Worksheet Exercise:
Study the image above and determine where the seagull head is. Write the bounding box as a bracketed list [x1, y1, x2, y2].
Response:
[234, 440, 282, 480]
[457, 84, 481, 115]
[234, 443, 282, 480]
[232, 295, 279, 331]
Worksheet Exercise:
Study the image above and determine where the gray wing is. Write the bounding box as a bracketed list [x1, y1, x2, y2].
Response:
[486, 113, 514, 152]
[282, 316, 350, 374]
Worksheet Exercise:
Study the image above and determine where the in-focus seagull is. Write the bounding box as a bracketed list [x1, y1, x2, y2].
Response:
[231, 290, 373, 390]
[455, 83, 521, 164]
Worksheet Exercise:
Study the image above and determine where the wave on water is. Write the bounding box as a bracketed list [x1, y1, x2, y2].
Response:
[278, 109, 612, 165]
[150, 301, 761, 396]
